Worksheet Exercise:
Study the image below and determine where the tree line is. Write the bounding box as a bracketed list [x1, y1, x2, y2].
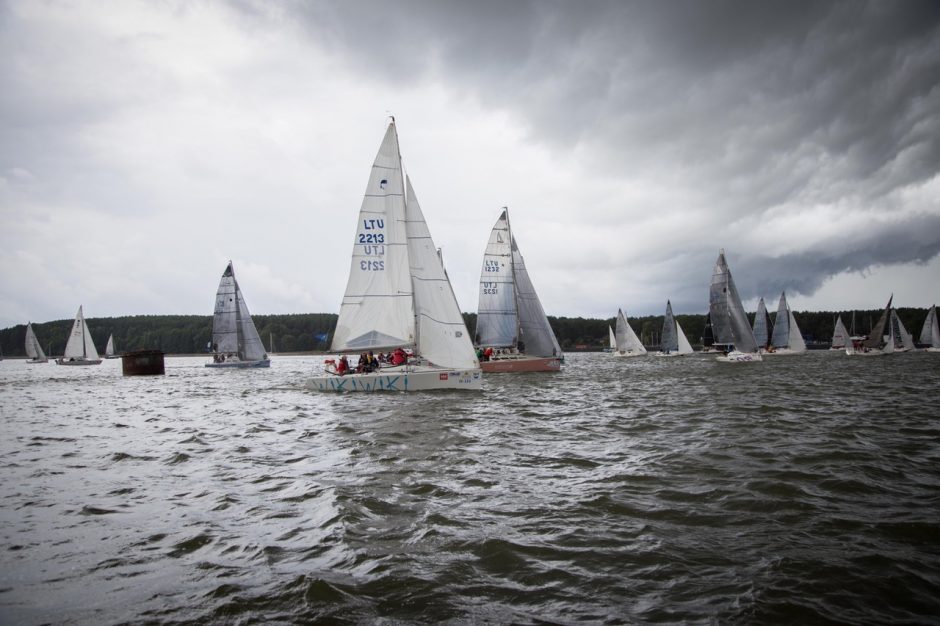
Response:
[1, 307, 931, 357]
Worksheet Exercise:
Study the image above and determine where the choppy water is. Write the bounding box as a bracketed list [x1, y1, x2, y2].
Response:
[1, 351, 938, 624]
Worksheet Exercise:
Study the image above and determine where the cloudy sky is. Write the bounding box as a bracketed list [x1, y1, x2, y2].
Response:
[2, 0, 939, 328]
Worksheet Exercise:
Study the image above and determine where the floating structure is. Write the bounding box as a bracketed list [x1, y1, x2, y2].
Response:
[121, 350, 165, 376]
[206, 262, 270, 368]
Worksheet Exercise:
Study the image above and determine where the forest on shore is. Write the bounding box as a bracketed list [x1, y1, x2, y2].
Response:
[0, 307, 931, 357]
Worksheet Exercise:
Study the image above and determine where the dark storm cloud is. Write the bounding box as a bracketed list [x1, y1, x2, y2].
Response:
[283, 0, 940, 290]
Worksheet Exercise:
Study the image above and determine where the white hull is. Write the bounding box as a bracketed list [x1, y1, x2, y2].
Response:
[715, 351, 762, 363]
[845, 346, 889, 356]
[653, 351, 692, 357]
[205, 358, 271, 369]
[26, 358, 49, 364]
[56, 358, 102, 366]
[761, 348, 805, 356]
[612, 350, 646, 358]
[307, 365, 482, 392]
[926, 347, 940, 353]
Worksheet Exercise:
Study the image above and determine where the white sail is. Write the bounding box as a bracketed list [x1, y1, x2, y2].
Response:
[615, 308, 646, 354]
[25, 323, 47, 361]
[769, 291, 805, 352]
[608, 325, 616, 349]
[831, 315, 850, 349]
[405, 176, 479, 369]
[889, 309, 915, 351]
[708, 250, 759, 354]
[331, 122, 414, 353]
[919, 305, 940, 348]
[63, 305, 100, 360]
[676, 321, 694, 354]
[475, 209, 517, 348]
[105, 334, 115, 357]
[211, 262, 267, 362]
[475, 208, 561, 358]
[752, 297, 771, 349]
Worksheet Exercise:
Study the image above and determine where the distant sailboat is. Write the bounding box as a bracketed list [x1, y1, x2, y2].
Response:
[605, 325, 616, 352]
[206, 262, 270, 368]
[104, 333, 120, 359]
[25, 322, 48, 363]
[919, 305, 940, 352]
[752, 297, 772, 351]
[766, 291, 806, 355]
[888, 308, 915, 352]
[612, 308, 647, 357]
[701, 312, 715, 352]
[655, 300, 693, 357]
[830, 315, 850, 350]
[847, 296, 893, 356]
[475, 207, 563, 372]
[709, 250, 762, 362]
[56, 306, 102, 365]
[307, 120, 482, 391]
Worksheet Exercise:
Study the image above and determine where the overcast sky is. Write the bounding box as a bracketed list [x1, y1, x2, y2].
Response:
[2, 0, 939, 329]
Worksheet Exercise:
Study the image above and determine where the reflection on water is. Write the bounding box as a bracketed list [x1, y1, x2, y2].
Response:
[1, 352, 938, 623]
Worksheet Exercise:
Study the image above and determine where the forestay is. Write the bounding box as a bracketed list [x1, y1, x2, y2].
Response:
[332, 123, 414, 353]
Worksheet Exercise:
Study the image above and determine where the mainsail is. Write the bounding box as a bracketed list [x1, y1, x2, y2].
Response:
[831, 315, 850, 349]
[105, 334, 115, 357]
[752, 297, 772, 349]
[660, 301, 679, 352]
[919, 305, 940, 348]
[863, 296, 892, 350]
[771, 292, 806, 352]
[475, 208, 561, 357]
[63, 306, 100, 360]
[889, 309, 915, 351]
[25, 323, 47, 361]
[708, 250, 758, 353]
[608, 326, 616, 350]
[331, 122, 414, 353]
[212, 262, 267, 362]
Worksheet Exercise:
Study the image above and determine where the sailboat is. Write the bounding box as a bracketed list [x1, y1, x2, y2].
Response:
[206, 261, 270, 368]
[25, 322, 48, 363]
[701, 312, 715, 352]
[888, 308, 915, 352]
[56, 306, 102, 365]
[474, 208, 562, 372]
[611, 308, 647, 357]
[307, 120, 482, 391]
[604, 325, 616, 352]
[709, 250, 762, 362]
[655, 300, 693, 356]
[103, 333, 120, 359]
[919, 305, 940, 352]
[830, 315, 850, 350]
[752, 297, 772, 351]
[766, 291, 806, 355]
[846, 296, 893, 356]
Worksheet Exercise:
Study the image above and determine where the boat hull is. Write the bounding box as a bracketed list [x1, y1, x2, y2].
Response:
[761, 349, 805, 356]
[612, 351, 646, 358]
[205, 359, 271, 369]
[26, 358, 48, 364]
[307, 367, 482, 391]
[653, 352, 692, 358]
[480, 356, 562, 372]
[715, 351, 762, 363]
[56, 358, 102, 366]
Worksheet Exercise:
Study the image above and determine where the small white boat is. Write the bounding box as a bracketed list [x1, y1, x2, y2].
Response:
[654, 300, 693, 356]
[475, 208, 563, 372]
[765, 291, 806, 355]
[25, 322, 48, 363]
[307, 119, 482, 391]
[103, 333, 120, 359]
[830, 315, 850, 350]
[56, 306, 102, 365]
[709, 250, 762, 362]
[206, 262, 270, 368]
[919, 305, 940, 352]
[612, 308, 646, 357]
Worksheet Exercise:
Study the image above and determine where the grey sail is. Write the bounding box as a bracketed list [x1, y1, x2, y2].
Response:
[660, 301, 678, 352]
[919, 305, 939, 347]
[512, 237, 561, 357]
[708, 250, 758, 353]
[212, 262, 267, 362]
[771, 292, 790, 348]
[863, 296, 892, 350]
[752, 297, 771, 349]
[25, 323, 47, 361]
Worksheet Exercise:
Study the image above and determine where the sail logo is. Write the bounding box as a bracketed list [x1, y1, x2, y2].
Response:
[439, 373, 449, 380]
[484, 260, 502, 272]
[482, 281, 498, 295]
